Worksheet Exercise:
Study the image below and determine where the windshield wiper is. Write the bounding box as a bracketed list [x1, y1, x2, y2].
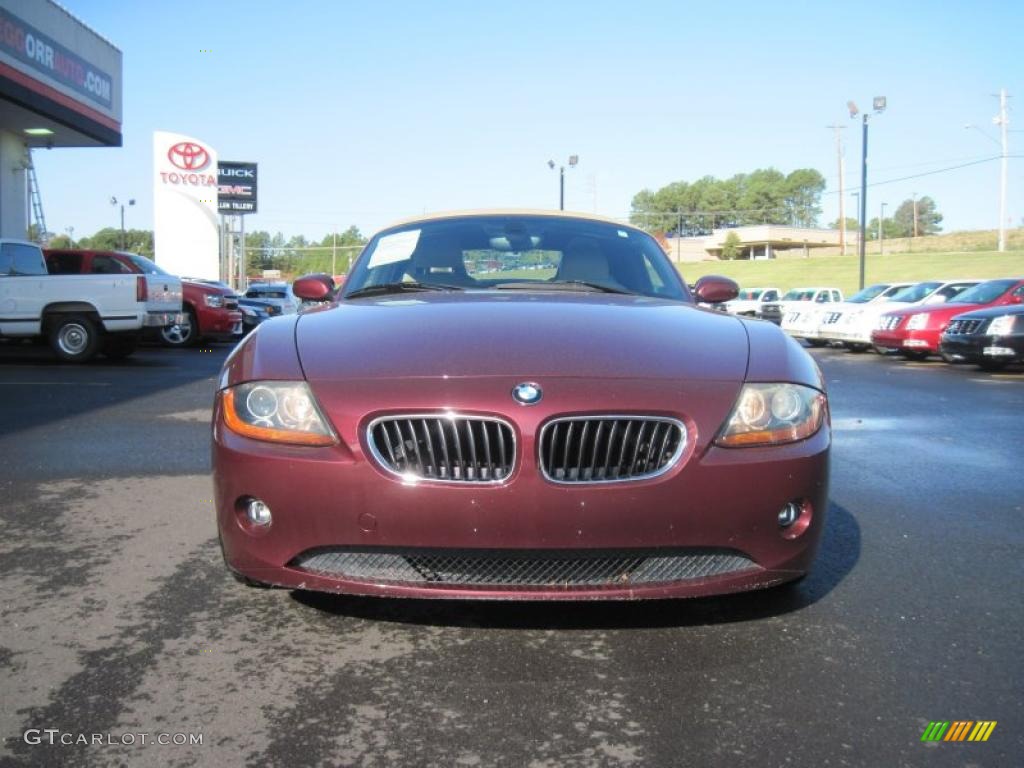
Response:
[492, 280, 634, 295]
[344, 281, 465, 299]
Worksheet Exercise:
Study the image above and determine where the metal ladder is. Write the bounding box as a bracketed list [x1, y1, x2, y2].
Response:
[27, 150, 47, 243]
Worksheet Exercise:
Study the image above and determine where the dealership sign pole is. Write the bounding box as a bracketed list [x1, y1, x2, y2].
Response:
[218, 161, 258, 290]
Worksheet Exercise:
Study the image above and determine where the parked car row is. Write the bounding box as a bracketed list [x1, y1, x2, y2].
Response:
[751, 277, 1024, 370]
[0, 238, 319, 363]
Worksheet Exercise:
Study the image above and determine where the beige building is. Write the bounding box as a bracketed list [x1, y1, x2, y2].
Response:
[665, 226, 843, 262]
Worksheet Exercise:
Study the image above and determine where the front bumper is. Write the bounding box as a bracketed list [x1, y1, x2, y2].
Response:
[214, 380, 831, 600]
[201, 310, 244, 340]
[871, 327, 940, 353]
[143, 311, 185, 328]
[940, 333, 1024, 363]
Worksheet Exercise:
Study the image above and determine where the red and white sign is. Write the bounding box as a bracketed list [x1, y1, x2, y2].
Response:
[153, 131, 219, 279]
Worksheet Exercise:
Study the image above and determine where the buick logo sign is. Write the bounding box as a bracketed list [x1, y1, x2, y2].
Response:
[512, 382, 542, 405]
[168, 142, 210, 171]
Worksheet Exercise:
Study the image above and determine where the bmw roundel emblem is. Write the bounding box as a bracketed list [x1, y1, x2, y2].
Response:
[512, 382, 542, 405]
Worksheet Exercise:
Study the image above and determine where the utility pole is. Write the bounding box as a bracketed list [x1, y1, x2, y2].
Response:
[828, 124, 847, 255]
[995, 87, 1010, 252]
[879, 202, 887, 255]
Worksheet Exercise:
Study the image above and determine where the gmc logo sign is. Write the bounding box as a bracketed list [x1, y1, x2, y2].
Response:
[218, 184, 252, 197]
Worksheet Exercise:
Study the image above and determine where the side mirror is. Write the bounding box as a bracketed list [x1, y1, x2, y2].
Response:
[693, 275, 739, 304]
[293, 274, 334, 301]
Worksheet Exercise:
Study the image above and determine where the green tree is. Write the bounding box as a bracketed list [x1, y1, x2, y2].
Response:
[829, 217, 860, 232]
[783, 169, 826, 227]
[78, 227, 154, 255]
[891, 196, 943, 237]
[720, 231, 743, 260]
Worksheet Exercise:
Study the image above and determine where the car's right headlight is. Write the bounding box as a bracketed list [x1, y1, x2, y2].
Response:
[204, 294, 225, 308]
[906, 313, 929, 330]
[715, 383, 827, 448]
[987, 315, 1017, 336]
[221, 381, 337, 446]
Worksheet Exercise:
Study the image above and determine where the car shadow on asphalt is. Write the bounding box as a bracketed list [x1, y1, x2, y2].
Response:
[291, 501, 860, 629]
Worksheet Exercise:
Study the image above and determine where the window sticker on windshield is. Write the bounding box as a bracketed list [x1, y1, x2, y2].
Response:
[368, 229, 421, 267]
[618, 230, 629, 238]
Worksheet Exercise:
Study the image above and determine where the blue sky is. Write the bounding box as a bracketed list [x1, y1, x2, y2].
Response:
[37, 0, 1024, 241]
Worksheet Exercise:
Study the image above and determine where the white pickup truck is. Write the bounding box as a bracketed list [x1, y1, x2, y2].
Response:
[0, 239, 183, 362]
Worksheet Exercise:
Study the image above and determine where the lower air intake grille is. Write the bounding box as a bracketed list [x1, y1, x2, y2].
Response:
[291, 548, 759, 587]
[540, 416, 685, 483]
[368, 415, 514, 483]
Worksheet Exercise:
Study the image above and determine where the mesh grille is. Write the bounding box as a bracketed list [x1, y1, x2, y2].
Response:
[539, 417, 685, 483]
[291, 548, 759, 588]
[368, 415, 515, 483]
[945, 318, 985, 335]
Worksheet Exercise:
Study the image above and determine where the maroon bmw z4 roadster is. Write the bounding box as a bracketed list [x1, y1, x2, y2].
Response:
[213, 211, 830, 600]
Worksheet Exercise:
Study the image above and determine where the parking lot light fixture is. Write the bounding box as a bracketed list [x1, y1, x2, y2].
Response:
[849, 96, 886, 289]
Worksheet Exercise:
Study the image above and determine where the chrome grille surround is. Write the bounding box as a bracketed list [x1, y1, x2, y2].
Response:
[290, 547, 760, 588]
[367, 414, 516, 484]
[539, 415, 687, 484]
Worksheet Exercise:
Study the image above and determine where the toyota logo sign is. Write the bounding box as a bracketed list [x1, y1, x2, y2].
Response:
[167, 142, 210, 171]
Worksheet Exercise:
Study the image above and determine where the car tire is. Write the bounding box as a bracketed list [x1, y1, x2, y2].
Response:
[160, 307, 198, 347]
[102, 335, 138, 360]
[844, 342, 870, 353]
[48, 314, 101, 363]
[805, 339, 827, 348]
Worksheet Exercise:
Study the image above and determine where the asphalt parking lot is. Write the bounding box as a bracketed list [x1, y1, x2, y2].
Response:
[1, 341, 1021, 767]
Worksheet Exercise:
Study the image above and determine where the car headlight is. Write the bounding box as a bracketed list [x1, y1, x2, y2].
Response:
[204, 294, 225, 308]
[221, 381, 336, 446]
[987, 315, 1016, 336]
[716, 383, 827, 448]
[906, 313, 929, 330]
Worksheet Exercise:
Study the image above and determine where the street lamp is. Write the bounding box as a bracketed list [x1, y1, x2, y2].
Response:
[547, 155, 578, 210]
[848, 96, 886, 289]
[110, 196, 135, 250]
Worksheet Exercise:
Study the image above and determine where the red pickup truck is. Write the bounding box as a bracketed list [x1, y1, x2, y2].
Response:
[44, 250, 243, 347]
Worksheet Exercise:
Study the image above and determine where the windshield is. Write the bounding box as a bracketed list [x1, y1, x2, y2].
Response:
[126, 253, 171, 275]
[890, 281, 942, 303]
[737, 289, 762, 300]
[343, 215, 688, 301]
[949, 279, 1017, 304]
[848, 284, 889, 304]
[781, 289, 815, 301]
[247, 286, 290, 299]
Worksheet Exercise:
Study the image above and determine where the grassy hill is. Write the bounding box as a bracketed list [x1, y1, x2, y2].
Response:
[678, 249, 1024, 296]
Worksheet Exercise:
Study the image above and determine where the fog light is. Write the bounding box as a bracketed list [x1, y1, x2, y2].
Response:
[247, 499, 272, 526]
[778, 502, 801, 528]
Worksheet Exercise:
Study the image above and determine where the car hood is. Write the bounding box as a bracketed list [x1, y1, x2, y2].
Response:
[946, 304, 1024, 320]
[884, 301, 986, 320]
[296, 292, 750, 382]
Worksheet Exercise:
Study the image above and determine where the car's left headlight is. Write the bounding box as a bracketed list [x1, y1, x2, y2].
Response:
[987, 315, 1017, 336]
[221, 381, 336, 446]
[906, 313, 929, 330]
[204, 294, 225, 308]
[716, 383, 827, 448]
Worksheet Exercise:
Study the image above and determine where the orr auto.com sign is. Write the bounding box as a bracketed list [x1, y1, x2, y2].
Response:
[0, 6, 113, 108]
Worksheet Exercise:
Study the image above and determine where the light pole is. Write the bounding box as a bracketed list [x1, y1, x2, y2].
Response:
[851, 190, 860, 254]
[879, 202, 887, 255]
[110, 196, 135, 250]
[965, 87, 1010, 252]
[547, 155, 578, 210]
[848, 97, 886, 290]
